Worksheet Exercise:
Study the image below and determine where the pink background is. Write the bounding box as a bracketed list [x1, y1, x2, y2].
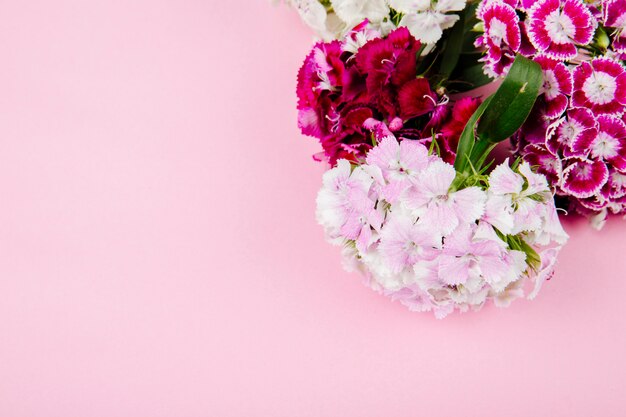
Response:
[1, 1, 626, 415]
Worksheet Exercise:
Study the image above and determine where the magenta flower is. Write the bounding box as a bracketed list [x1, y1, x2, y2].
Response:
[534, 55, 572, 119]
[296, 26, 461, 165]
[297, 41, 345, 139]
[603, 0, 626, 54]
[397, 77, 438, 120]
[475, 1, 521, 76]
[354, 26, 421, 117]
[573, 115, 626, 172]
[527, 0, 596, 60]
[548, 107, 597, 156]
[561, 158, 609, 198]
[572, 58, 626, 116]
[522, 144, 563, 185]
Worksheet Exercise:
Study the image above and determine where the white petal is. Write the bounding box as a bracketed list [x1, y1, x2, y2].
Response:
[293, 0, 330, 34]
[422, 200, 460, 236]
[519, 161, 549, 195]
[482, 193, 515, 234]
[451, 186, 487, 224]
[399, 12, 445, 44]
[416, 159, 456, 196]
[435, 0, 467, 13]
[489, 160, 524, 195]
[388, 0, 430, 13]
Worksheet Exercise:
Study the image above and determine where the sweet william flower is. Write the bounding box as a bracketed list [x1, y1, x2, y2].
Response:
[315, 135, 568, 317]
[572, 58, 626, 116]
[527, 0, 596, 60]
[534, 55, 573, 119]
[331, 0, 390, 29]
[603, 0, 626, 54]
[316, 160, 379, 244]
[475, 1, 521, 76]
[288, 0, 331, 38]
[378, 212, 441, 274]
[403, 159, 487, 236]
[561, 158, 609, 198]
[389, 0, 467, 45]
[285, 0, 393, 40]
[365, 135, 431, 203]
[438, 224, 526, 291]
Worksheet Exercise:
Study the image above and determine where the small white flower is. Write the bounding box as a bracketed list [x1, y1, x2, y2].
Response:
[389, 0, 467, 44]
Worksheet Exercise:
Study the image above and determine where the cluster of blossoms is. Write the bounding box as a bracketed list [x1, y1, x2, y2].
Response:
[317, 136, 568, 317]
[283, 0, 468, 46]
[297, 26, 480, 164]
[475, 0, 626, 221]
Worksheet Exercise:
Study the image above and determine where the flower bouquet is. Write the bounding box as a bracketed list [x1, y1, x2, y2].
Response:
[283, 0, 626, 316]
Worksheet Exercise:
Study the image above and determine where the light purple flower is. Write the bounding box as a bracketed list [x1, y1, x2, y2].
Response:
[315, 137, 568, 316]
[365, 135, 431, 203]
[403, 159, 487, 236]
[438, 224, 526, 291]
[378, 212, 441, 274]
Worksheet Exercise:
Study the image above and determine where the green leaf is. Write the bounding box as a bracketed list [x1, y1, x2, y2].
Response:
[476, 55, 542, 143]
[453, 96, 493, 173]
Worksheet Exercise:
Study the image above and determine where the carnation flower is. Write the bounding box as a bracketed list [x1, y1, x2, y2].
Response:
[316, 136, 568, 317]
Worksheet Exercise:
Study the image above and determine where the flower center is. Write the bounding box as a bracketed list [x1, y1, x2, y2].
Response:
[558, 119, 581, 144]
[592, 131, 620, 159]
[545, 9, 575, 44]
[542, 69, 560, 99]
[583, 71, 618, 104]
[488, 18, 508, 46]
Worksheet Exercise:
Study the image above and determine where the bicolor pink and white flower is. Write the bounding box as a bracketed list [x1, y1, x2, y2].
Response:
[526, 0, 596, 60]
[603, 0, 626, 53]
[475, 1, 521, 76]
[534, 55, 573, 118]
[316, 135, 568, 317]
[572, 58, 626, 116]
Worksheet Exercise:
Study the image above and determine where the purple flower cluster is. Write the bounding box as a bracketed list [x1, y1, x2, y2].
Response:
[316, 136, 567, 317]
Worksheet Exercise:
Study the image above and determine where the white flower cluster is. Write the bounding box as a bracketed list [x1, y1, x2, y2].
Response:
[316, 136, 568, 318]
[283, 0, 467, 45]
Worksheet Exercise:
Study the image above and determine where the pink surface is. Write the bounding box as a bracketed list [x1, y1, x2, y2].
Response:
[1, 1, 626, 416]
